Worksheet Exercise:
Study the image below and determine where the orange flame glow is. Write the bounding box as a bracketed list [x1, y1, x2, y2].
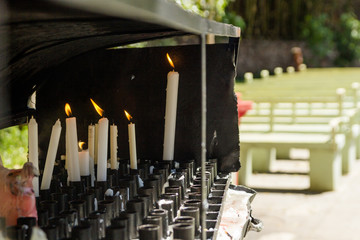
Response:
[65, 103, 72, 117]
[78, 141, 85, 150]
[124, 110, 132, 122]
[166, 53, 175, 69]
[90, 98, 104, 117]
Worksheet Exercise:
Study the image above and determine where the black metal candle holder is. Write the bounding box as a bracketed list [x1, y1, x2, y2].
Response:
[156, 199, 174, 224]
[69, 199, 86, 220]
[40, 200, 58, 218]
[149, 209, 168, 238]
[97, 200, 115, 227]
[17, 217, 36, 240]
[175, 216, 195, 236]
[48, 216, 67, 239]
[70, 181, 85, 195]
[39, 189, 51, 201]
[111, 215, 129, 240]
[37, 208, 49, 227]
[137, 194, 152, 215]
[142, 215, 163, 239]
[106, 225, 127, 240]
[118, 176, 136, 200]
[80, 175, 91, 189]
[144, 178, 161, 198]
[180, 206, 200, 236]
[160, 193, 178, 214]
[120, 211, 137, 239]
[138, 186, 157, 206]
[51, 192, 69, 213]
[95, 181, 108, 200]
[138, 224, 161, 240]
[168, 173, 186, 199]
[60, 209, 78, 237]
[165, 186, 183, 203]
[126, 198, 145, 226]
[42, 224, 58, 240]
[173, 223, 194, 240]
[71, 224, 91, 240]
[88, 210, 106, 240]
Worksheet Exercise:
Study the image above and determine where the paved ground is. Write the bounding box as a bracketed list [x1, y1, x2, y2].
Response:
[244, 151, 360, 240]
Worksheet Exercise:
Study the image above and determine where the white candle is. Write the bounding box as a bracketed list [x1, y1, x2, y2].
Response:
[124, 111, 137, 169]
[110, 124, 118, 170]
[163, 56, 179, 161]
[97, 117, 109, 181]
[94, 123, 98, 165]
[41, 119, 62, 190]
[79, 147, 90, 176]
[28, 116, 39, 197]
[66, 116, 81, 182]
[88, 124, 95, 186]
[128, 122, 137, 169]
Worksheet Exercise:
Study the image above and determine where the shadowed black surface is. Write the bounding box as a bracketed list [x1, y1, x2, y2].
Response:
[36, 44, 240, 173]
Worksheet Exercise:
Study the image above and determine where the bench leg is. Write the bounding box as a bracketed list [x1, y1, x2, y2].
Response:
[356, 130, 360, 159]
[238, 147, 252, 186]
[342, 132, 356, 174]
[309, 148, 342, 191]
[252, 147, 276, 172]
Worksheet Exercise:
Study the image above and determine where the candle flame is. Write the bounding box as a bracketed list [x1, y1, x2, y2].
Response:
[78, 141, 85, 150]
[124, 110, 132, 121]
[90, 98, 104, 117]
[65, 103, 72, 117]
[166, 53, 175, 69]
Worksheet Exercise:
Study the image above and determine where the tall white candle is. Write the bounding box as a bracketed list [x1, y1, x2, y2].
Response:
[110, 124, 118, 170]
[88, 124, 95, 186]
[128, 123, 137, 169]
[125, 111, 137, 170]
[97, 117, 109, 181]
[163, 53, 179, 161]
[41, 119, 62, 190]
[28, 116, 39, 197]
[94, 123, 99, 165]
[79, 143, 90, 176]
[65, 104, 81, 182]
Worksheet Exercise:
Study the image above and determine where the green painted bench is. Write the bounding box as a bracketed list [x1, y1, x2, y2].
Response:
[238, 132, 345, 191]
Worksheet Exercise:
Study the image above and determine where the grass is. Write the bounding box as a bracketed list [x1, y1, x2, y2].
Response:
[234, 67, 360, 93]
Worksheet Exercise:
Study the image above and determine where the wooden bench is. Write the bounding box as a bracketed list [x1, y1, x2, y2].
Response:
[238, 131, 345, 191]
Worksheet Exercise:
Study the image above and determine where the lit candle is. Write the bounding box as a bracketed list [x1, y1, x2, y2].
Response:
[94, 123, 98, 165]
[163, 53, 179, 161]
[65, 103, 81, 182]
[110, 124, 118, 170]
[28, 116, 39, 197]
[124, 110, 137, 169]
[78, 142, 90, 176]
[91, 99, 108, 182]
[41, 119, 62, 190]
[88, 124, 95, 186]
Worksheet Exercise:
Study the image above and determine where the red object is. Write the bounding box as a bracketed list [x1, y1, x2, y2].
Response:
[0, 162, 38, 226]
[236, 92, 253, 123]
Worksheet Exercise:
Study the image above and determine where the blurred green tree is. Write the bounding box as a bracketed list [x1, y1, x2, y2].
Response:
[0, 125, 28, 169]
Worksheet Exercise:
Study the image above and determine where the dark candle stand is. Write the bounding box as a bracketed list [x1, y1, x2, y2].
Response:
[2, 145, 231, 240]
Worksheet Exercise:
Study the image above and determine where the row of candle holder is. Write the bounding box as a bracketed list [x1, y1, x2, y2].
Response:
[2, 158, 225, 240]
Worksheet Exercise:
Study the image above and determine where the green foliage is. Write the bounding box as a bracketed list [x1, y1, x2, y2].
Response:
[174, 0, 232, 21]
[301, 12, 360, 66]
[334, 13, 360, 66]
[222, 11, 246, 30]
[301, 14, 335, 64]
[0, 125, 28, 169]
